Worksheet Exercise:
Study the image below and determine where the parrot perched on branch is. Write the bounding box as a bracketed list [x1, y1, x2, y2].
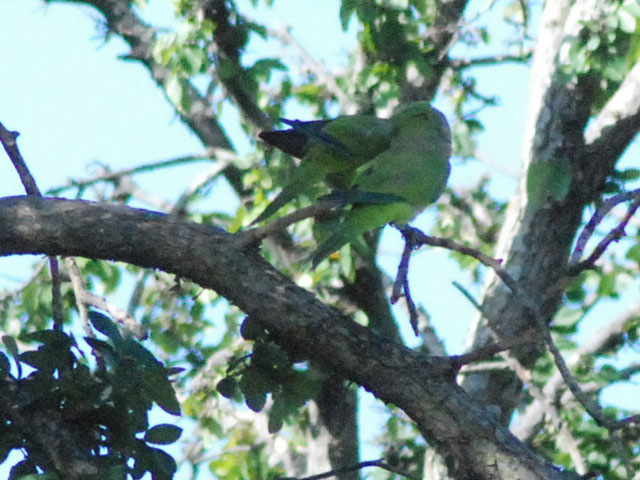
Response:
[309, 102, 452, 268]
[255, 102, 451, 268]
[253, 115, 395, 224]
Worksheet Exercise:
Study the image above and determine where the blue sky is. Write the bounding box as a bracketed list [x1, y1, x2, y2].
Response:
[0, 0, 530, 350]
[1, 0, 638, 477]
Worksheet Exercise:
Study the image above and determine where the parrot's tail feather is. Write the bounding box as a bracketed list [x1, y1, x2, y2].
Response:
[252, 189, 294, 224]
[281, 119, 352, 157]
[258, 130, 308, 158]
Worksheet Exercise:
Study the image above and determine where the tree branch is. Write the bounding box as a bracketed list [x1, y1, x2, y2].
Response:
[449, 49, 533, 69]
[268, 26, 355, 113]
[71, 0, 246, 194]
[569, 189, 640, 273]
[276, 458, 420, 480]
[46, 151, 229, 196]
[401, 226, 637, 431]
[0, 195, 575, 479]
[0, 122, 64, 329]
[580, 59, 640, 201]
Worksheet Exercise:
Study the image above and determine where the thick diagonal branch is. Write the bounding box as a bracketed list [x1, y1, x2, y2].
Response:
[0, 195, 576, 480]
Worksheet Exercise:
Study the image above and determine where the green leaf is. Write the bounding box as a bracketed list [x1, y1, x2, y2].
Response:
[240, 316, 264, 341]
[142, 367, 181, 415]
[244, 389, 267, 412]
[617, 5, 637, 33]
[88, 311, 122, 343]
[179, 47, 205, 75]
[19, 350, 54, 371]
[626, 243, 640, 266]
[25, 329, 74, 348]
[267, 406, 284, 433]
[119, 338, 181, 415]
[612, 167, 640, 181]
[9, 460, 37, 480]
[527, 159, 572, 209]
[283, 371, 321, 407]
[340, 0, 357, 30]
[239, 368, 269, 412]
[144, 424, 183, 445]
[249, 58, 287, 82]
[216, 376, 238, 398]
[452, 120, 476, 158]
[252, 341, 289, 370]
[3, 335, 19, 359]
[166, 74, 184, 110]
[148, 447, 178, 480]
[0, 352, 10, 376]
[83, 337, 116, 357]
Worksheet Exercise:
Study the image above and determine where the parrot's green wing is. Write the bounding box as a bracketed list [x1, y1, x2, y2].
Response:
[253, 115, 394, 224]
[311, 102, 452, 268]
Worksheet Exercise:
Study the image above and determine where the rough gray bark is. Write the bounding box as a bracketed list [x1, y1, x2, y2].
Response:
[0, 195, 585, 479]
[461, 0, 640, 429]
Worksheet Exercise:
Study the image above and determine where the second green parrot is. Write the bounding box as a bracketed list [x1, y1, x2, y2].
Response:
[310, 102, 452, 267]
[254, 114, 395, 224]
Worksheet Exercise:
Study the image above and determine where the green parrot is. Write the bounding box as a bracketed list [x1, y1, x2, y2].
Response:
[310, 102, 452, 268]
[253, 115, 395, 224]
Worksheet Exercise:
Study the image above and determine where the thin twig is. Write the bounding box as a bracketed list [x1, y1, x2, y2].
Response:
[452, 274, 585, 470]
[46, 151, 228, 196]
[66, 258, 147, 340]
[275, 459, 420, 480]
[267, 26, 354, 112]
[172, 155, 235, 214]
[450, 49, 533, 69]
[401, 226, 637, 430]
[49, 259, 64, 330]
[507, 355, 588, 474]
[451, 329, 541, 367]
[0, 124, 41, 196]
[236, 199, 343, 247]
[569, 188, 640, 269]
[452, 281, 483, 311]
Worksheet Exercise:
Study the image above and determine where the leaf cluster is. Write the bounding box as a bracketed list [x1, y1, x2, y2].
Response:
[216, 316, 323, 434]
[0, 312, 181, 480]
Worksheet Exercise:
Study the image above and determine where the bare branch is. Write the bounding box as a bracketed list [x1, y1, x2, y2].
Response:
[275, 459, 420, 480]
[236, 199, 343, 246]
[449, 49, 533, 69]
[452, 330, 541, 367]
[513, 303, 640, 440]
[507, 356, 587, 474]
[78, 0, 246, 193]
[402, 226, 635, 431]
[172, 153, 236, 214]
[0, 124, 41, 196]
[0, 121, 63, 329]
[268, 26, 355, 112]
[47, 151, 227, 196]
[201, 1, 270, 128]
[0, 195, 577, 479]
[570, 189, 640, 273]
[66, 258, 146, 340]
